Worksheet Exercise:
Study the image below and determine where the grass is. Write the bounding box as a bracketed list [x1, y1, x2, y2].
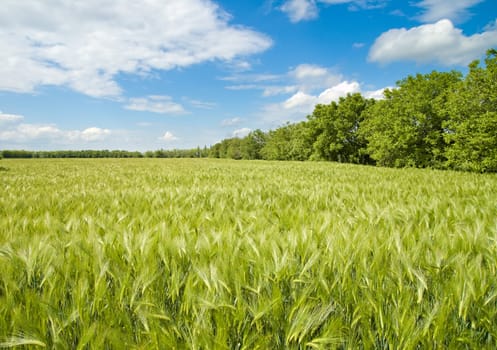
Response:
[1, 158, 497, 349]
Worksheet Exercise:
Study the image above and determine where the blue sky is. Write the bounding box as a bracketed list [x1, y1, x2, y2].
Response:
[1, 0, 496, 151]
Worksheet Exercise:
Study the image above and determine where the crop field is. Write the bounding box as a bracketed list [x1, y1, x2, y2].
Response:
[1, 158, 497, 349]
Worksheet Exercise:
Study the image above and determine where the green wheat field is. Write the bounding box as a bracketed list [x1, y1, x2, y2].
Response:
[1, 158, 497, 349]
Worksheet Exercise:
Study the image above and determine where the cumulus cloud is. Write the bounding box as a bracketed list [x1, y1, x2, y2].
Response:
[291, 64, 329, 80]
[282, 91, 318, 111]
[222, 62, 385, 126]
[415, 0, 483, 23]
[3, 124, 62, 141]
[281, 81, 360, 109]
[0, 123, 111, 143]
[79, 127, 111, 141]
[364, 87, 389, 99]
[0, 0, 272, 97]
[280, 0, 386, 22]
[261, 80, 387, 125]
[281, 0, 319, 23]
[0, 112, 24, 123]
[161, 131, 179, 142]
[125, 96, 186, 114]
[232, 128, 251, 138]
[280, 0, 479, 23]
[369, 19, 497, 66]
[318, 81, 361, 103]
[262, 80, 363, 124]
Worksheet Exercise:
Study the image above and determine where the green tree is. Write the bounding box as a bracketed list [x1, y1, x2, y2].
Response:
[307, 93, 374, 164]
[240, 129, 267, 160]
[218, 139, 230, 158]
[226, 137, 242, 160]
[208, 143, 221, 158]
[360, 71, 461, 168]
[261, 122, 312, 161]
[444, 49, 497, 172]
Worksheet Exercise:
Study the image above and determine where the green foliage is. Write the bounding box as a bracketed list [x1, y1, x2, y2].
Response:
[148, 147, 208, 158]
[360, 71, 462, 168]
[241, 129, 267, 160]
[444, 49, 497, 172]
[0, 149, 211, 159]
[209, 137, 243, 159]
[307, 93, 374, 164]
[206, 48, 496, 173]
[1, 158, 497, 348]
[261, 122, 312, 161]
[1, 149, 145, 158]
[1, 150, 34, 158]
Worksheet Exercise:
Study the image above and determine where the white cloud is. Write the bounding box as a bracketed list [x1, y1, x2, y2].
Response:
[317, 81, 360, 103]
[221, 117, 244, 126]
[161, 131, 179, 142]
[79, 127, 111, 141]
[319, 0, 354, 3]
[0, 123, 112, 143]
[226, 64, 342, 96]
[415, 0, 483, 23]
[232, 128, 251, 138]
[369, 19, 497, 66]
[319, 0, 385, 6]
[281, 0, 319, 23]
[285, 64, 344, 93]
[9, 124, 62, 140]
[364, 87, 389, 100]
[187, 99, 217, 110]
[222, 61, 387, 128]
[283, 91, 317, 110]
[262, 85, 299, 96]
[282, 81, 360, 110]
[0, 0, 272, 97]
[280, 0, 386, 22]
[262, 80, 362, 125]
[221, 73, 281, 83]
[485, 20, 497, 31]
[291, 64, 329, 80]
[320, 0, 388, 11]
[225, 84, 260, 91]
[228, 60, 253, 72]
[261, 80, 388, 126]
[125, 96, 186, 114]
[0, 112, 24, 123]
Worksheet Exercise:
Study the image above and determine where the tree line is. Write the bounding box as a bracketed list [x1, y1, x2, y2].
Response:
[0, 148, 208, 159]
[209, 49, 497, 172]
[2, 49, 495, 172]
[1, 149, 144, 159]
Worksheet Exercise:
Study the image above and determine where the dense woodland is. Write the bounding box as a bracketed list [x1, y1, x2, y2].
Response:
[2, 49, 496, 172]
